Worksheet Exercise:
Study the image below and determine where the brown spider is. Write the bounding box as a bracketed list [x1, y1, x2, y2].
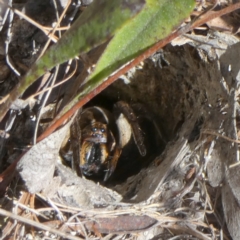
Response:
[61, 101, 156, 181]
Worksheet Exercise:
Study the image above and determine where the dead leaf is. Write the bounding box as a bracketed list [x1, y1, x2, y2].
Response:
[16, 121, 71, 193]
[85, 215, 157, 233]
[53, 163, 122, 208]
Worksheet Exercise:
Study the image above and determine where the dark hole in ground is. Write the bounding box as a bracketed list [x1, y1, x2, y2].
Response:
[60, 93, 167, 185]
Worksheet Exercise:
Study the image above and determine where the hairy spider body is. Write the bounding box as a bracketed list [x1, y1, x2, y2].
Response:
[61, 101, 148, 181]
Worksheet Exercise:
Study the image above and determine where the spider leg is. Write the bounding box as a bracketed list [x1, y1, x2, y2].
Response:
[104, 147, 121, 182]
[115, 101, 146, 156]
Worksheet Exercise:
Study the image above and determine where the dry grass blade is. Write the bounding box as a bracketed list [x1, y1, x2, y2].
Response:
[0, 209, 83, 240]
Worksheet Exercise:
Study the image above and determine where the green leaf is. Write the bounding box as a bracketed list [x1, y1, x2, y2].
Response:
[0, 0, 145, 119]
[22, 0, 146, 93]
[86, 0, 195, 89]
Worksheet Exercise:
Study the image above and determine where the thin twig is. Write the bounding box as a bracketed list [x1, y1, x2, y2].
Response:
[37, 0, 72, 59]
[201, 129, 240, 144]
[0, 208, 83, 240]
[12, 8, 58, 42]
[14, 201, 49, 220]
[33, 65, 59, 144]
[27, 60, 77, 100]
[5, 0, 21, 76]
[0, 1, 10, 32]
[47, 197, 64, 221]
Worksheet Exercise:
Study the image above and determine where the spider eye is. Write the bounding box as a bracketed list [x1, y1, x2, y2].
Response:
[92, 127, 97, 132]
[101, 128, 105, 133]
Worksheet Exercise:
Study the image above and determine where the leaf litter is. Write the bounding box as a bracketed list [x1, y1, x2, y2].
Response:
[1, 0, 240, 239]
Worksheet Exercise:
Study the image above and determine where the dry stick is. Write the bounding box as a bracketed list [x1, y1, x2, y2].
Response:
[26, 60, 77, 100]
[37, 2, 240, 142]
[15, 202, 48, 219]
[0, 94, 9, 104]
[5, 0, 21, 76]
[33, 66, 60, 144]
[201, 129, 240, 144]
[201, 129, 240, 168]
[13, 8, 69, 33]
[37, 0, 72, 60]
[0, 208, 83, 240]
[12, 8, 58, 43]
[0, 1, 10, 32]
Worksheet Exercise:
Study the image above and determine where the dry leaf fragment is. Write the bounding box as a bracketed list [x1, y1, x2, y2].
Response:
[85, 215, 157, 234]
[16, 121, 71, 193]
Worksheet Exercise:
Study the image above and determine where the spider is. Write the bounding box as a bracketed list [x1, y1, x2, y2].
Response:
[60, 101, 159, 182]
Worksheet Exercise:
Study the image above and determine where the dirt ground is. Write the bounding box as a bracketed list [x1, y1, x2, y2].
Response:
[1, 0, 240, 239]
